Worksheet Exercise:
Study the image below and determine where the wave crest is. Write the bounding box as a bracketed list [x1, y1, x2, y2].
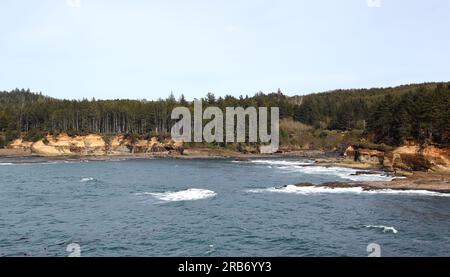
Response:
[366, 225, 398, 234]
[240, 159, 394, 181]
[245, 159, 314, 166]
[247, 185, 450, 197]
[138, 188, 217, 202]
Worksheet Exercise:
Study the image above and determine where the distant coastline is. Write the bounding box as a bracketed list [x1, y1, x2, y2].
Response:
[2, 147, 449, 194]
[1, 83, 449, 195]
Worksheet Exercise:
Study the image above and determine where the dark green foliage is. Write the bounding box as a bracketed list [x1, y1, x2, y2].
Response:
[367, 85, 450, 146]
[0, 89, 294, 136]
[0, 82, 449, 147]
[293, 82, 449, 146]
[23, 128, 45, 142]
[124, 133, 141, 144]
[4, 130, 19, 144]
[0, 136, 5, 148]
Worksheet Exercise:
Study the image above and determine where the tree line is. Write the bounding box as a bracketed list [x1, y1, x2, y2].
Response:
[1, 82, 449, 147]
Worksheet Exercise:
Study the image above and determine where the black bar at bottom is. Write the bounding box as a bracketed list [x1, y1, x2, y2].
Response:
[0, 257, 449, 275]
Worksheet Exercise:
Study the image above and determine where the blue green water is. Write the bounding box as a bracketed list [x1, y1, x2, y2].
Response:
[0, 157, 449, 257]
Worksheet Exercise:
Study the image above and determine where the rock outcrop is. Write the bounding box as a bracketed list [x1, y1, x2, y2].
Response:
[8, 134, 184, 157]
[27, 134, 107, 156]
[386, 145, 450, 172]
[109, 135, 132, 154]
[344, 144, 450, 172]
[9, 139, 33, 151]
[292, 171, 450, 193]
[31, 140, 67, 156]
[344, 146, 384, 165]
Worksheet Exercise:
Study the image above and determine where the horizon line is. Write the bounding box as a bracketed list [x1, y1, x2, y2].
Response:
[2, 80, 449, 102]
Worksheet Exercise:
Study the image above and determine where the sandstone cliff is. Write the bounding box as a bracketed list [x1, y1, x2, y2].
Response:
[9, 139, 33, 151]
[8, 134, 184, 157]
[344, 144, 450, 172]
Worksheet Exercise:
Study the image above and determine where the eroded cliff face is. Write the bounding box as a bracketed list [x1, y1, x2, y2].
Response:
[344, 144, 450, 172]
[108, 135, 184, 155]
[387, 145, 450, 172]
[9, 134, 184, 156]
[9, 139, 33, 151]
[344, 146, 384, 164]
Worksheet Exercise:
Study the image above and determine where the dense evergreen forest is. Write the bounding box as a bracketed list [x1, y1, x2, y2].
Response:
[0, 82, 449, 148]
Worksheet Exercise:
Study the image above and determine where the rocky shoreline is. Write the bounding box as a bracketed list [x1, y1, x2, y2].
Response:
[0, 149, 325, 164]
[1, 139, 450, 194]
[291, 171, 450, 194]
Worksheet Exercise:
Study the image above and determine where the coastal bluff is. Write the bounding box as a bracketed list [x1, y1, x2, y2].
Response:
[8, 134, 184, 157]
[344, 143, 450, 172]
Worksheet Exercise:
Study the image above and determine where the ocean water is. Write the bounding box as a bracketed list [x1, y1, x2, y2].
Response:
[0, 157, 449, 257]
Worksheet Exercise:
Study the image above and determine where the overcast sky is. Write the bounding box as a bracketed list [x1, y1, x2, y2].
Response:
[1, 0, 449, 100]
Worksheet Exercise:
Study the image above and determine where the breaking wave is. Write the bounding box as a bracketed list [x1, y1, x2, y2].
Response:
[244, 159, 315, 166]
[80, 177, 95, 182]
[246, 185, 450, 197]
[137, 188, 217, 202]
[0, 161, 67, 166]
[240, 159, 394, 181]
[366, 225, 398, 234]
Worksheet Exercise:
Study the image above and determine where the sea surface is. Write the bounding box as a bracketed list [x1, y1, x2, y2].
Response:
[0, 157, 449, 257]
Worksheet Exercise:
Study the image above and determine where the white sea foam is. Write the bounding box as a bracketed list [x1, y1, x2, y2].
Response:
[246, 185, 450, 197]
[80, 177, 94, 182]
[138, 189, 217, 202]
[0, 160, 92, 166]
[205, 244, 215, 254]
[366, 225, 398, 234]
[1, 161, 61, 166]
[0, 162, 60, 166]
[247, 159, 315, 166]
[241, 159, 394, 181]
[247, 185, 364, 195]
[65, 160, 89, 164]
[282, 165, 394, 181]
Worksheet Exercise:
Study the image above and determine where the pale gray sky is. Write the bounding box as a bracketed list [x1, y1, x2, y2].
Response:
[1, 0, 449, 100]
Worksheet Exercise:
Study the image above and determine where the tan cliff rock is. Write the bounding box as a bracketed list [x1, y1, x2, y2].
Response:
[422, 145, 450, 170]
[30, 134, 106, 156]
[148, 137, 167, 152]
[109, 135, 131, 154]
[9, 139, 33, 151]
[31, 140, 67, 156]
[344, 144, 450, 172]
[344, 146, 384, 165]
[388, 145, 450, 172]
[108, 136, 172, 154]
[163, 139, 185, 155]
[8, 134, 184, 157]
